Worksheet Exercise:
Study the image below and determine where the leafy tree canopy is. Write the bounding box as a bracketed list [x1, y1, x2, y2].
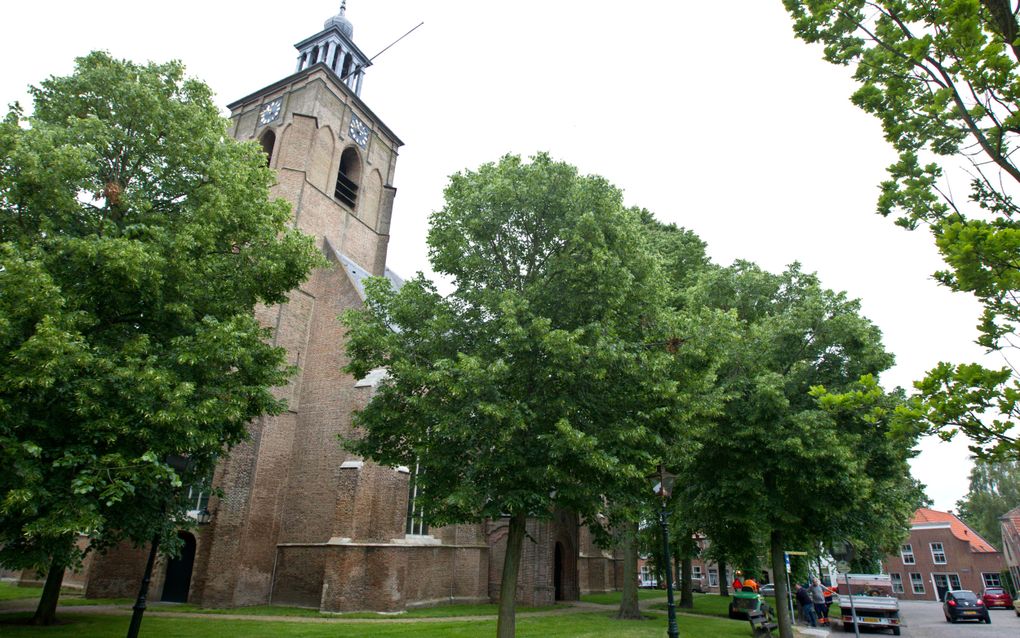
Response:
[342, 153, 728, 637]
[0, 52, 321, 621]
[782, 0, 1020, 459]
[956, 456, 1020, 549]
[344, 154, 669, 526]
[677, 261, 919, 638]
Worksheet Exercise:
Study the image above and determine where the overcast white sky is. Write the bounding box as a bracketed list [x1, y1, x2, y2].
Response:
[2, 1, 995, 511]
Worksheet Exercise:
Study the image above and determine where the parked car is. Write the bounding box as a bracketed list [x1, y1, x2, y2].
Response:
[759, 583, 775, 597]
[1014, 596, 1020, 617]
[943, 590, 991, 624]
[981, 586, 1013, 609]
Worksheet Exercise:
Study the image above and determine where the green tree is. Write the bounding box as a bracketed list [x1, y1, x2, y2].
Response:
[956, 457, 1020, 548]
[782, 0, 1020, 459]
[607, 217, 725, 620]
[342, 154, 674, 638]
[679, 262, 918, 638]
[0, 52, 321, 624]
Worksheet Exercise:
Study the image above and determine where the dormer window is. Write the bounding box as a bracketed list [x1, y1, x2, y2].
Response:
[335, 147, 361, 208]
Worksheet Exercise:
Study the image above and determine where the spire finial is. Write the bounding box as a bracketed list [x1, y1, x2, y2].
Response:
[324, 0, 354, 38]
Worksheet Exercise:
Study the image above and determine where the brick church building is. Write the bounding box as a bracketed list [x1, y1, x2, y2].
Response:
[3, 3, 622, 612]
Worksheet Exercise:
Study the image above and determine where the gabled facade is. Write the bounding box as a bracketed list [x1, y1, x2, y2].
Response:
[881, 508, 1006, 602]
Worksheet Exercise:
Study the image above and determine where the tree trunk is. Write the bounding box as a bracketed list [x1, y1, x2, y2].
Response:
[719, 557, 729, 596]
[497, 512, 527, 638]
[679, 556, 694, 608]
[31, 555, 66, 626]
[770, 529, 794, 638]
[616, 519, 642, 619]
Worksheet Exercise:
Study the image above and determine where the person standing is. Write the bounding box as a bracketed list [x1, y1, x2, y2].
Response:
[809, 578, 827, 625]
[795, 584, 818, 627]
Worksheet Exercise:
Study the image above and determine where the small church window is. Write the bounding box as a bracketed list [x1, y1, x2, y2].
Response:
[259, 129, 276, 167]
[405, 462, 428, 536]
[335, 146, 360, 209]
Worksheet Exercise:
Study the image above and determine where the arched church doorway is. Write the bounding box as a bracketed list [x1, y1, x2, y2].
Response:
[554, 542, 564, 601]
[161, 531, 196, 603]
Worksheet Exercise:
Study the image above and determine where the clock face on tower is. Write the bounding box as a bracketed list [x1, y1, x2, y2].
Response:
[349, 113, 370, 149]
[259, 98, 282, 126]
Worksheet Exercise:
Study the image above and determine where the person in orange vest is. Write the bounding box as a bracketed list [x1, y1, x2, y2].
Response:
[743, 576, 759, 592]
[819, 582, 838, 625]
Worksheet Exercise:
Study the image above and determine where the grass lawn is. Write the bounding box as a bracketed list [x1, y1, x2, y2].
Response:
[0, 583, 130, 606]
[157, 602, 559, 619]
[0, 583, 42, 601]
[0, 611, 755, 637]
[578, 590, 667, 605]
[648, 592, 784, 618]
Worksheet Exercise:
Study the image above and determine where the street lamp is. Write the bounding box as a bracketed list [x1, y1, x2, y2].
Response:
[195, 507, 213, 526]
[653, 463, 680, 638]
[126, 454, 210, 638]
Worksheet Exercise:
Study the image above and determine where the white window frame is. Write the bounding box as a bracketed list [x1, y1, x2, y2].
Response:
[890, 572, 904, 594]
[910, 572, 925, 594]
[981, 572, 1001, 588]
[929, 542, 947, 564]
[639, 564, 656, 587]
[692, 565, 703, 580]
[709, 568, 719, 587]
[900, 544, 915, 565]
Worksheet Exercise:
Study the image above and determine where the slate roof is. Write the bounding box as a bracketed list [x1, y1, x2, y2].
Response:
[324, 238, 404, 299]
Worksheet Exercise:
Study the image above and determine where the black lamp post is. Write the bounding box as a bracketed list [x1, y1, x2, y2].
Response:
[653, 463, 680, 638]
[126, 455, 209, 638]
[195, 507, 213, 526]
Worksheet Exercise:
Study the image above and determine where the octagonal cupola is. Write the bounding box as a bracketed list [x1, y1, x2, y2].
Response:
[294, 1, 370, 95]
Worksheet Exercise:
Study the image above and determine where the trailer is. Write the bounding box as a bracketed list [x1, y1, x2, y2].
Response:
[835, 574, 902, 635]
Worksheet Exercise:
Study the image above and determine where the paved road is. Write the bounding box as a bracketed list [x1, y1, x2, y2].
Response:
[892, 599, 1019, 637]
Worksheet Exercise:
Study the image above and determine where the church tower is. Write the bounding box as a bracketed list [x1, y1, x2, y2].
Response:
[187, 2, 423, 609]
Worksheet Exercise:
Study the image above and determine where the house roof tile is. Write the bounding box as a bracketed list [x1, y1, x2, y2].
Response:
[911, 508, 998, 553]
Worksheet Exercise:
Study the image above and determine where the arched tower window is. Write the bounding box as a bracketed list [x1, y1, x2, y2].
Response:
[334, 147, 361, 208]
[259, 129, 276, 167]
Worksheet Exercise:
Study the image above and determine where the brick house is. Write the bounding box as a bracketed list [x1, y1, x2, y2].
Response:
[1002, 505, 1020, 594]
[881, 508, 1006, 601]
[636, 533, 772, 593]
[1, 4, 622, 611]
